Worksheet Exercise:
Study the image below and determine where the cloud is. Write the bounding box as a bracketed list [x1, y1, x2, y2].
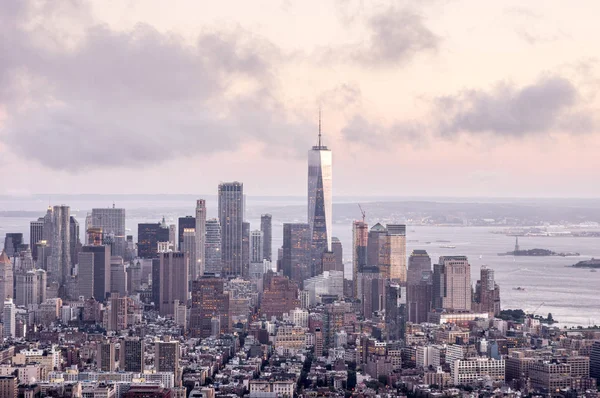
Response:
[341, 114, 426, 149]
[353, 8, 439, 66]
[436, 76, 597, 137]
[0, 0, 310, 171]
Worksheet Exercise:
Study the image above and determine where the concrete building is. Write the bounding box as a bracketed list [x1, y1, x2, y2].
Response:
[80, 245, 111, 302]
[331, 237, 343, 272]
[218, 182, 244, 277]
[352, 221, 368, 297]
[110, 256, 127, 296]
[189, 277, 230, 338]
[182, 228, 196, 282]
[195, 199, 207, 278]
[282, 223, 311, 287]
[120, 337, 144, 373]
[250, 230, 263, 263]
[2, 298, 15, 339]
[260, 214, 272, 262]
[0, 251, 14, 316]
[158, 252, 189, 317]
[204, 219, 221, 275]
[452, 358, 505, 385]
[49, 205, 71, 290]
[434, 256, 472, 312]
[91, 206, 126, 258]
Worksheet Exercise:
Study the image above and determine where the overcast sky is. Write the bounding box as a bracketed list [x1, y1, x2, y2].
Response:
[1, 0, 599, 198]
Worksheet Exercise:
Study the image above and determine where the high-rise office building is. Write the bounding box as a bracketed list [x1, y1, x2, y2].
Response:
[108, 293, 128, 332]
[357, 269, 386, 319]
[308, 116, 332, 276]
[205, 219, 221, 275]
[385, 224, 407, 283]
[474, 266, 501, 316]
[80, 245, 111, 302]
[352, 221, 368, 296]
[182, 228, 197, 281]
[436, 256, 472, 312]
[2, 298, 15, 338]
[260, 214, 272, 262]
[69, 216, 81, 267]
[406, 250, 433, 324]
[261, 272, 301, 319]
[0, 251, 14, 316]
[110, 257, 127, 296]
[407, 250, 432, 285]
[15, 269, 46, 307]
[189, 277, 230, 338]
[30, 219, 44, 260]
[591, 341, 600, 381]
[92, 206, 126, 257]
[177, 216, 195, 251]
[218, 182, 244, 277]
[367, 223, 387, 268]
[155, 338, 180, 385]
[250, 230, 264, 263]
[97, 340, 116, 372]
[195, 200, 206, 278]
[242, 222, 250, 278]
[158, 251, 189, 317]
[137, 222, 170, 259]
[49, 205, 71, 289]
[121, 337, 144, 373]
[282, 223, 311, 287]
[331, 237, 343, 273]
[3, 233, 23, 258]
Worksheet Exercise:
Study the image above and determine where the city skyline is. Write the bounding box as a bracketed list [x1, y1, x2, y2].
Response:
[3, 1, 600, 197]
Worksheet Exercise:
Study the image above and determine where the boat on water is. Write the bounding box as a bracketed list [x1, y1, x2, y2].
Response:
[592, 269, 598, 273]
[440, 245, 456, 249]
[513, 287, 526, 291]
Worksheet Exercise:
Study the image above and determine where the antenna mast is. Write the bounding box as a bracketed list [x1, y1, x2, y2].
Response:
[318, 107, 322, 147]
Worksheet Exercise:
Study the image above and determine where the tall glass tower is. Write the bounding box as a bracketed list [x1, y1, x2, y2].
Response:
[308, 113, 332, 276]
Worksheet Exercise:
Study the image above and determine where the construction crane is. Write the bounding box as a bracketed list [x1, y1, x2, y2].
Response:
[529, 302, 545, 317]
[358, 204, 366, 223]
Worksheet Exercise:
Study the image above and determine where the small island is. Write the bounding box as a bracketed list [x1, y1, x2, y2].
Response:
[571, 258, 600, 269]
[498, 237, 579, 257]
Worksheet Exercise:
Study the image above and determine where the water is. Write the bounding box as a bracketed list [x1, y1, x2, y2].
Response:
[1, 196, 599, 327]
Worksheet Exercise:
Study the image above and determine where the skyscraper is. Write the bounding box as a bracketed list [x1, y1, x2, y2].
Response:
[110, 257, 127, 296]
[385, 224, 407, 283]
[2, 298, 16, 339]
[195, 200, 206, 278]
[30, 219, 44, 260]
[242, 222, 250, 278]
[260, 214, 272, 262]
[218, 182, 244, 277]
[3, 233, 23, 257]
[137, 222, 170, 259]
[474, 266, 501, 316]
[121, 337, 144, 373]
[0, 250, 14, 316]
[182, 228, 197, 281]
[332, 237, 343, 272]
[15, 269, 46, 307]
[407, 250, 432, 324]
[308, 115, 332, 276]
[407, 250, 432, 285]
[436, 256, 472, 312]
[177, 216, 195, 251]
[69, 216, 81, 267]
[250, 230, 264, 263]
[282, 223, 311, 287]
[49, 205, 71, 289]
[205, 219, 221, 275]
[80, 245, 111, 302]
[158, 251, 189, 317]
[189, 276, 230, 338]
[367, 223, 387, 268]
[92, 206, 126, 257]
[352, 221, 369, 296]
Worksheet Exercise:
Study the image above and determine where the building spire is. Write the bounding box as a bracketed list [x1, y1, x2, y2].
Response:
[318, 107, 322, 147]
